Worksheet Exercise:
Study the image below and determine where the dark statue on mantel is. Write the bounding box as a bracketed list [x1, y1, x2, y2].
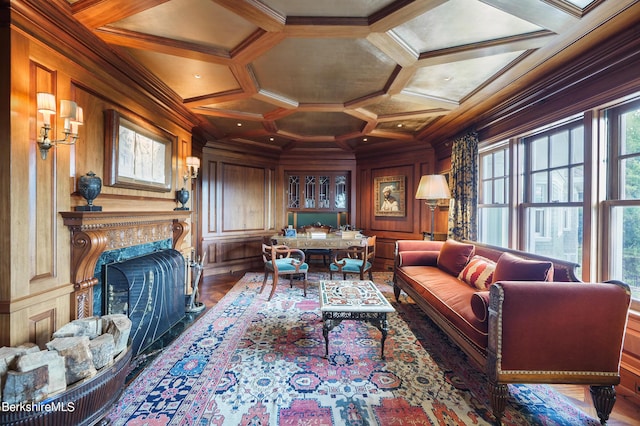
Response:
[175, 188, 190, 210]
[75, 171, 102, 211]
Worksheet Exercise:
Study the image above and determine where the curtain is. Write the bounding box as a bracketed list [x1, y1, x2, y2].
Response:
[448, 131, 478, 241]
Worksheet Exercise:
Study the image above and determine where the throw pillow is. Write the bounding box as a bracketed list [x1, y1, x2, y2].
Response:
[493, 252, 554, 282]
[471, 291, 490, 323]
[437, 239, 475, 276]
[458, 256, 496, 290]
[399, 251, 439, 266]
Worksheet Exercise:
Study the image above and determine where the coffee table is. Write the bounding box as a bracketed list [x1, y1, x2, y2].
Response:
[319, 280, 395, 359]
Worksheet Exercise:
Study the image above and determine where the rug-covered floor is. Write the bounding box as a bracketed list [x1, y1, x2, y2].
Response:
[107, 272, 601, 425]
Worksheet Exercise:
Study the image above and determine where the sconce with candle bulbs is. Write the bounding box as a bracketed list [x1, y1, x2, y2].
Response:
[175, 156, 200, 210]
[184, 156, 200, 183]
[36, 92, 84, 160]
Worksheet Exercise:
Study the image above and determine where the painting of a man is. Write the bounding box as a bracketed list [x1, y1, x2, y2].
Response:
[374, 176, 405, 217]
[380, 185, 399, 212]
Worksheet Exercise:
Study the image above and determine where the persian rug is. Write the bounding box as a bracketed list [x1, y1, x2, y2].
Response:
[107, 272, 600, 425]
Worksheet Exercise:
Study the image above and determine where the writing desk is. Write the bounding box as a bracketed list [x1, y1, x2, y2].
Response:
[271, 233, 365, 250]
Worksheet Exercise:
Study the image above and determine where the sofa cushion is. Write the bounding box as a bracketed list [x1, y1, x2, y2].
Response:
[399, 251, 439, 266]
[493, 252, 554, 282]
[458, 256, 496, 290]
[437, 239, 475, 276]
[395, 266, 488, 350]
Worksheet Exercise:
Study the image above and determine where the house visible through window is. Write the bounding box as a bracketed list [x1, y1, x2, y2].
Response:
[523, 122, 584, 266]
[478, 143, 509, 247]
[607, 99, 640, 300]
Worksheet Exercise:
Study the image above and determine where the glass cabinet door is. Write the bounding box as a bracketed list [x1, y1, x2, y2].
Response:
[334, 174, 347, 210]
[288, 175, 300, 209]
[286, 172, 349, 212]
[304, 175, 316, 208]
[319, 176, 330, 209]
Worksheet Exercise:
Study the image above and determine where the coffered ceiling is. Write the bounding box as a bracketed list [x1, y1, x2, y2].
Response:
[65, 0, 629, 152]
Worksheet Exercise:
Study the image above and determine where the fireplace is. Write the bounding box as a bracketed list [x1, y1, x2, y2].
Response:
[60, 211, 191, 324]
[104, 249, 185, 356]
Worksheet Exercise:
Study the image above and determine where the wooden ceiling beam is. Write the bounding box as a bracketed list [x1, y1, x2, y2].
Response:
[184, 89, 247, 108]
[231, 30, 287, 65]
[369, 0, 448, 32]
[71, 0, 171, 29]
[94, 27, 233, 65]
[211, 0, 285, 32]
[417, 30, 555, 66]
[367, 32, 418, 68]
[477, 0, 579, 33]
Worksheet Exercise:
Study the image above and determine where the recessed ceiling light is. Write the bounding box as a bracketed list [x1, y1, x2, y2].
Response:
[194, 74, 201, 79]
[269, 137, 274, 141]
[397, 123, 403, 128]
[363, 138, 368, 142]
[237, 122, 242, 127]
[443, 76, 452, 82]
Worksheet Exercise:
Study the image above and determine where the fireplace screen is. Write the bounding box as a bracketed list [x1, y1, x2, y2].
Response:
[105, 249, 185, 356]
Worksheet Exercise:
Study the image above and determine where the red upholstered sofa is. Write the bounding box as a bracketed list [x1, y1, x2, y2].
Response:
[394, 239, 631, 425]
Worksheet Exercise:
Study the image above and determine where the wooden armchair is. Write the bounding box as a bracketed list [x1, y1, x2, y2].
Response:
[260, 244, 309, 301]
[329, 236, 376, 280]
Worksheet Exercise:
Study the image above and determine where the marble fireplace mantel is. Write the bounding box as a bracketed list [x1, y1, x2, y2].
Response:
[60, 211, 191, 319]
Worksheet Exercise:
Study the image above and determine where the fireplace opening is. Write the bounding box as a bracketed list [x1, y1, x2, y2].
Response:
[104, 249, 186, 357]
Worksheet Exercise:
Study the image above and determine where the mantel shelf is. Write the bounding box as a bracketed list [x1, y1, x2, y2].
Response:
[60, 210, 191, 229]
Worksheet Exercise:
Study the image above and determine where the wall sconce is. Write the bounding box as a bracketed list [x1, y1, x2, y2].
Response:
[37, 92, 84, 160]
[415, 174, 451, 241]
[175, 156, 200, 211]
[184, 156, 200, 184]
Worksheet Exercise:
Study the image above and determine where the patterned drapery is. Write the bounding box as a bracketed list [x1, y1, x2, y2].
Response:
[448, 132, 478, 241]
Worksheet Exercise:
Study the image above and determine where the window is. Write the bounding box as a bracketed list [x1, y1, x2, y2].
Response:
[478, 93, 640, 304]
[607, 99, 640, 300]
[523, 122, 584, 266]
[478, 143, 509, 247]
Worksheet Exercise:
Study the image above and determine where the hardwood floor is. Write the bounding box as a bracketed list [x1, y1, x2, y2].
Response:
[200, 269, 640, 426]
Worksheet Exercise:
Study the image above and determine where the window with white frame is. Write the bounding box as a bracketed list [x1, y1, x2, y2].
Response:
[607, 98, 640, 300]
[522, 122, 584, 266]
[478, 143, 509, 247]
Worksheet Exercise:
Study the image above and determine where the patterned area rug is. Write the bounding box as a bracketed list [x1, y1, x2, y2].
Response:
[107, 272, 600, 425]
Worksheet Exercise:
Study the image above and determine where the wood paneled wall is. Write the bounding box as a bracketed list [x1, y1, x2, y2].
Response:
[201, 146, 279, 275]
[355, 143, 440, 270]
[1, 11, 198, 346]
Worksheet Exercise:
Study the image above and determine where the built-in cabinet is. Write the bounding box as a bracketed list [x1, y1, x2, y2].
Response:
[286, 172, 349, 212]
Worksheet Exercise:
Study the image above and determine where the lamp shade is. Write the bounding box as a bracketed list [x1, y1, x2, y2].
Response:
[415, 174, 451, 200]
[186, 156, 200, 168]
[36, 92, 56, 114]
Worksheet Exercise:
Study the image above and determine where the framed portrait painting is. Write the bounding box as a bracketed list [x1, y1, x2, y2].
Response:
[374, 175, 406, 217]
[104, 109, 174, 192]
